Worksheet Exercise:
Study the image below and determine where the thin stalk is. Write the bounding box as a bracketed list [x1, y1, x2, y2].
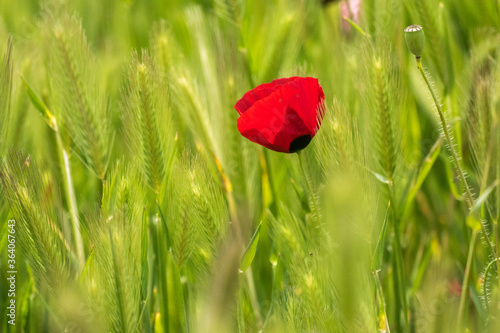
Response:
[480, 129, 500, 289]
[457, 229, 477, 329]
[497, 122, 500, 290]
[297, 151, 320, 220]
[240, 37, 273, 330]
[109, 230, 128, 333]
[415, 56, 496, 327]
[154, 213, 169, 333]
[416, 58, 474, 208]
[246, 267, 263, 326]
[54, 121, 85, 265]
[235, 191, 263, 327]
[22, 77, 84, 265]
[495, 219, 500, 291]
[226, 189, 243, 244]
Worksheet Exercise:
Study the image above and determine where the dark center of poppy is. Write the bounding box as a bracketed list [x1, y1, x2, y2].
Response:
[289, 135, 312, 153]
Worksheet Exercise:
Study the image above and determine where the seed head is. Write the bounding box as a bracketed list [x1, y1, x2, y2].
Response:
[404, 25, 425, 57]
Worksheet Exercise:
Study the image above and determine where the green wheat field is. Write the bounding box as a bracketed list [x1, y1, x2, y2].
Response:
[2, 0, 500, 332]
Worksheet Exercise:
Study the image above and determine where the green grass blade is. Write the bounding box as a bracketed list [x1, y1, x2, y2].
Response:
[21, 77, 57, 130]
[401, 136, 443, 221]
[239, 222, 262, 272]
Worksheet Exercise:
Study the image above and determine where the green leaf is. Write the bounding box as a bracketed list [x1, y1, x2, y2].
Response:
[471, 180, 499, 217]
[467, 180, 499, 230]
[466, 214, 482, 231]
[152, 207, 188, 333]
[368, 169, 390, 184]
[410, 243, 432, 295]
[239, 222, 262, 272]
[157, 204, 171, 249]
[141, 207, 149, 299]
[343, 16, 369, 37]
[401, 136, 443, 221]
[79, 248, 95, 286]
[21, 77, 57, 130]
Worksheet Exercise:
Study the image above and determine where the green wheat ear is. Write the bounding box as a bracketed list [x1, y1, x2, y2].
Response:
[372, 56, 398, 185]
[84, 163, 143, 333]
[149, 21, 177, 73]
[314, 100, 362, 176]
[165, 153, 228, 276]
[45, 14, 112, 181]
[1, 152, 74, 298]
[356, 42, 402, 192]
[365, 48, 408, 331]
[465, 56, 497, 195]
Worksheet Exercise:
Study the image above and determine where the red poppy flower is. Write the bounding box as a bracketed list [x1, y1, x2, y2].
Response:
[235, 77, 325, 153]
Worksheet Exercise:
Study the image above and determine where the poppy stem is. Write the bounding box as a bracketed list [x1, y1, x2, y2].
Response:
[416, 56, 497, 327]
[416, 57, 474, 208]
[297, 151, 320, 222]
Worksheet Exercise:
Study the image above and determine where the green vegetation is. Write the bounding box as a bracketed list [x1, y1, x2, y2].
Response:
[1, 0, 500, 332]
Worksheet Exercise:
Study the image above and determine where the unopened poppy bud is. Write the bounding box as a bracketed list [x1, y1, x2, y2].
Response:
[404, 25, 425, 57]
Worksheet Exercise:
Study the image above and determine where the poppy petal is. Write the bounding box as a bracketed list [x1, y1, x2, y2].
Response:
[237, 97, 291, 152]
[237, 98, 312, 153]
[272, 106, 311, 152]
[235, 76, 325, 153]
[274, 77, 325, 134]
[234, 77, 299, 115]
